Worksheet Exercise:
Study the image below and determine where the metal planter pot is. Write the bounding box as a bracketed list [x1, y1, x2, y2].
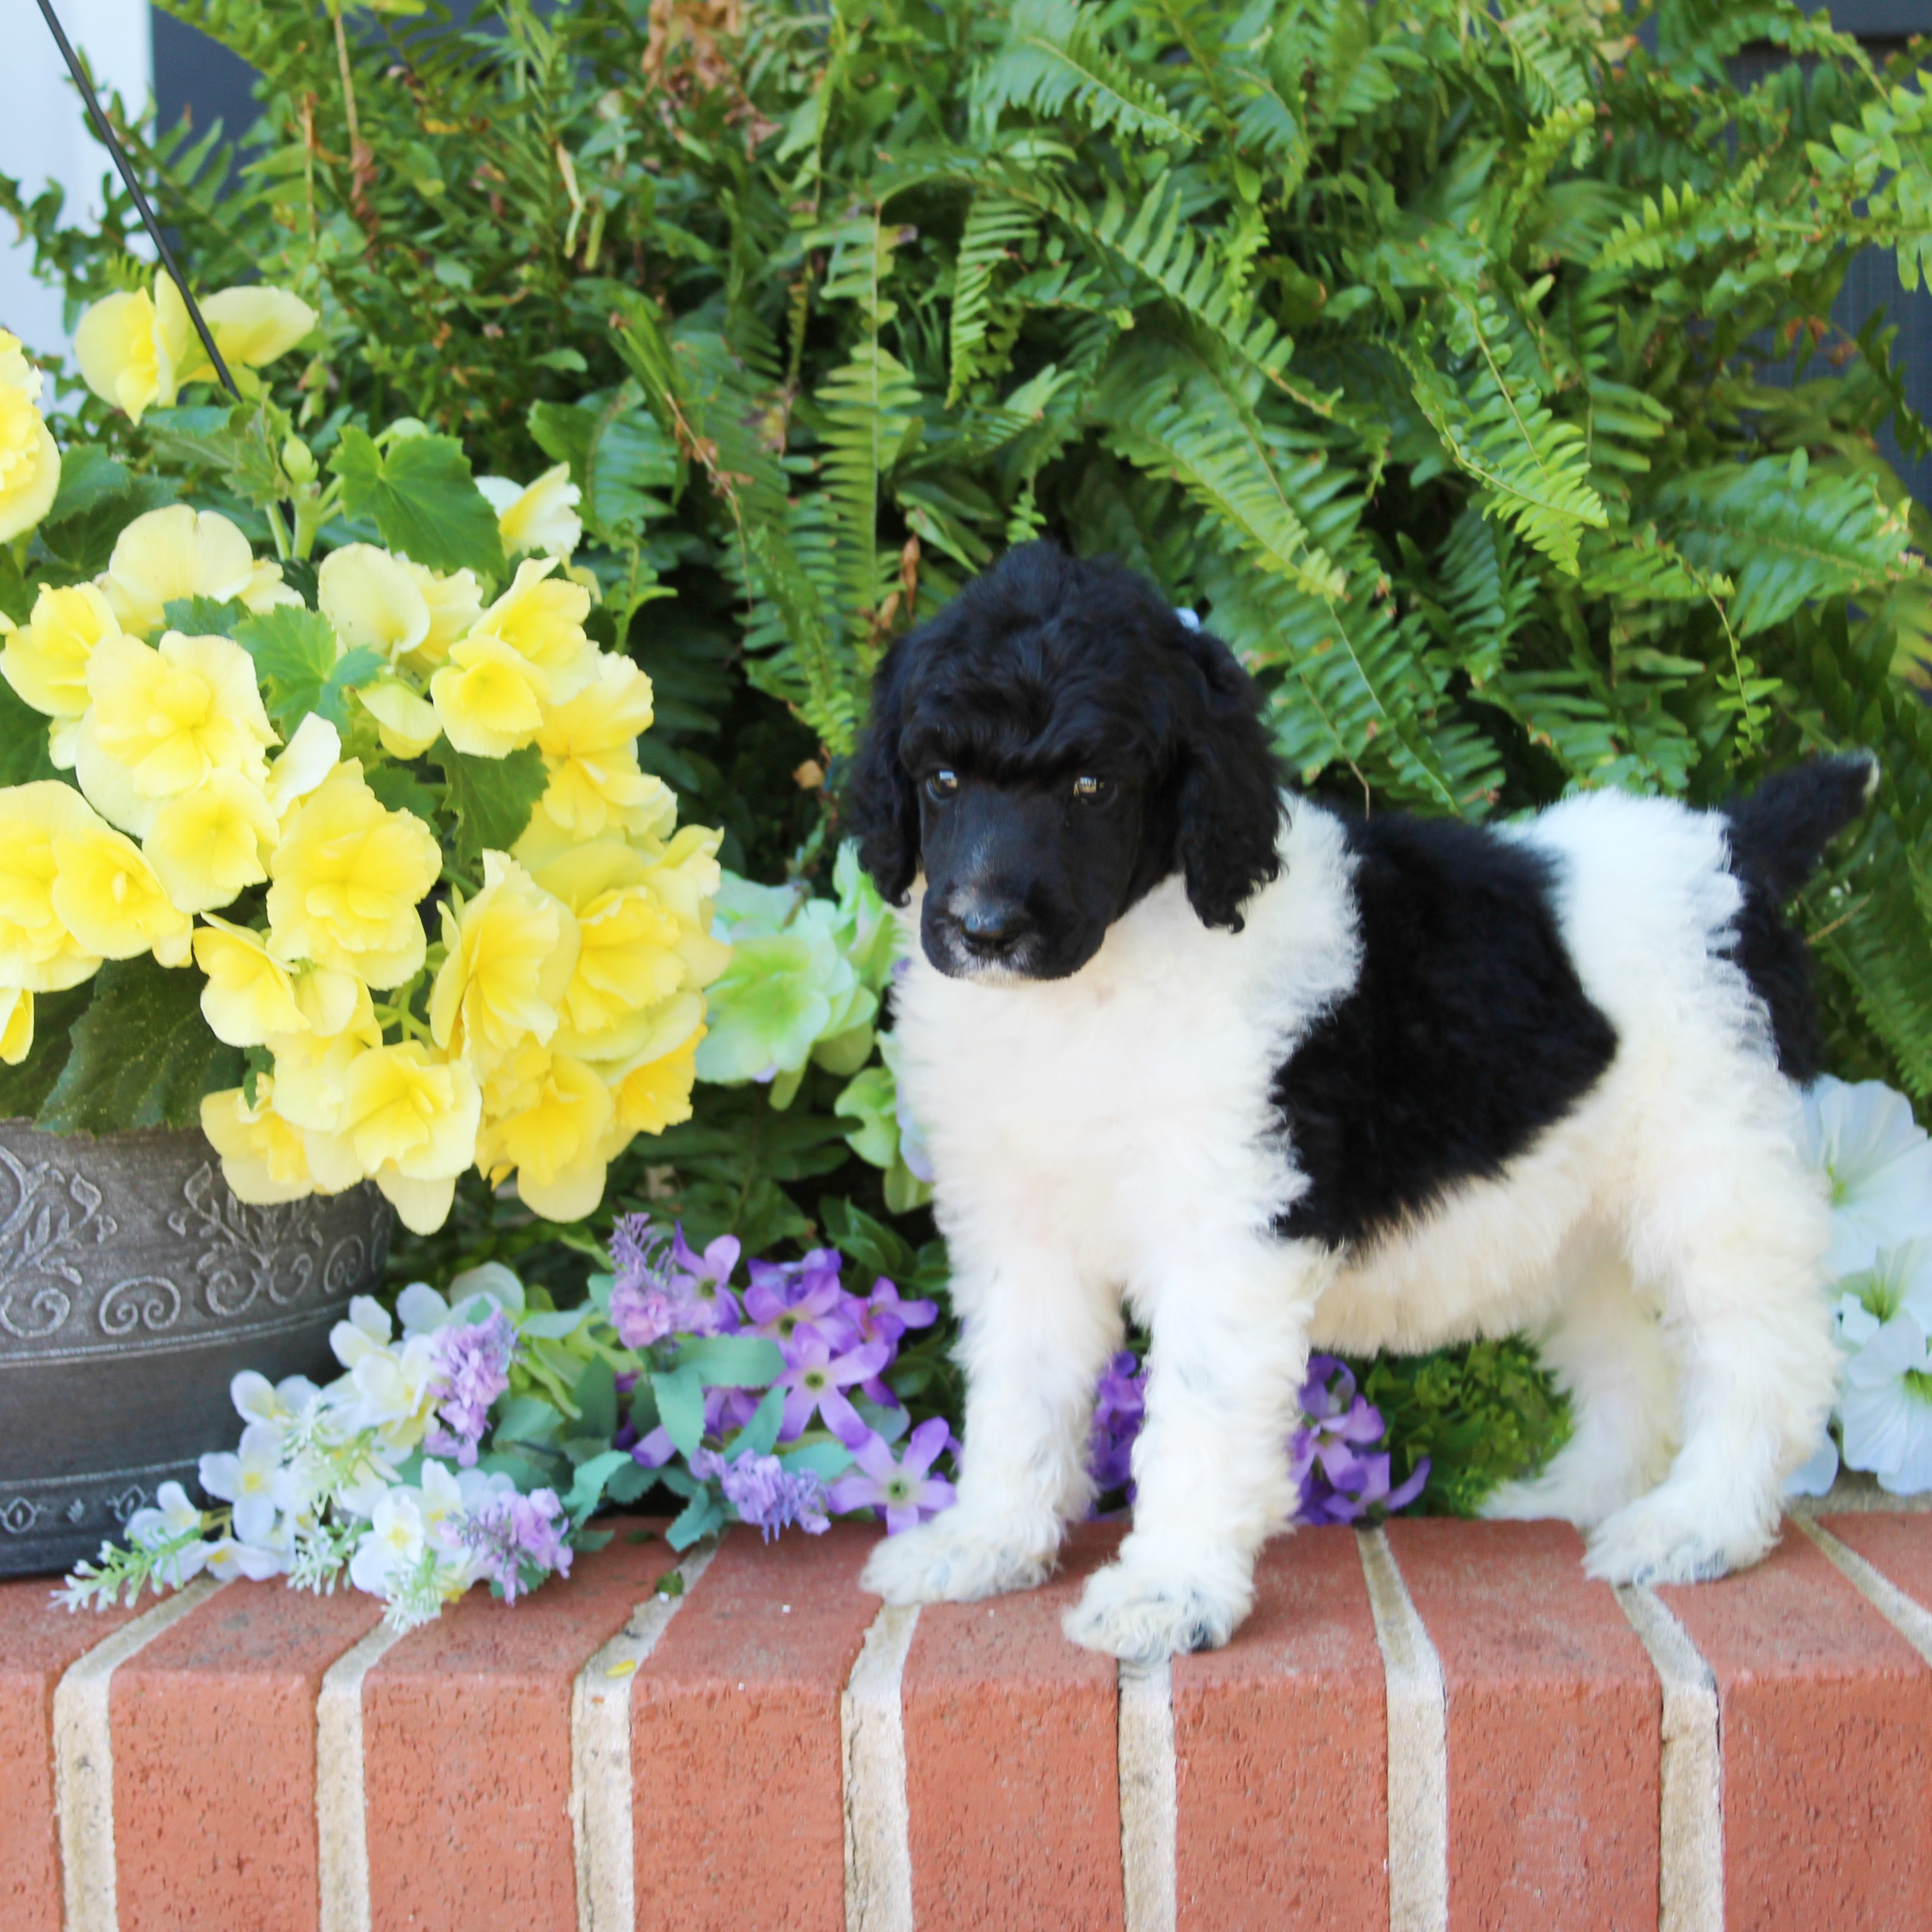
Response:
[0, 1121, 392, 1579]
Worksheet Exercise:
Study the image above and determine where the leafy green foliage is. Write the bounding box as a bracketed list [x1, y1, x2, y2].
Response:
[233, 607, 382, 732]
[329, 428, 505, 579]
[430, 742, 548, 872]
[37, 958, 242, 1134]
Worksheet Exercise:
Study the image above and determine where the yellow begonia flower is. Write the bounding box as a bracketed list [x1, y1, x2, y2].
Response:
[429, 851, 579, 1072]
[400, 562, 484, 672]
[0, 988, 32, 1066]
[319, 544, 431, 661]
[429, 632, 550, 757]
[145, 769, 280, 913]
[476, 1045, 614, 1223]
[193, 917, 310, 1045]
[0, 332, 60, 543]
[357, 680, 442, 760]
[266, 984, 383, 1138]
[534, 653, 660, 837]
[50, 820, 192, 965]
[73, 280, 195, 425]
[267, 713, 342, 819]
[100, 505, 259, 637]
[304, 1041, 482, 1234]
[191, 287, 318, 382]
[0, 782, 106, 990]
[75, 629, 276, 838]
[610, 1027, 703, 1137]
[0, 583, 121, 767]
[266, 761, 441, 988]
[201, 1079, 315, 1205]
[477, 464, 582, 561]
[470, 556, 597, 700]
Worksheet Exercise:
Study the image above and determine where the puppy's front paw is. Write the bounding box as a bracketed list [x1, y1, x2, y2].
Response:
[860, 1510, 1056, 1606]
[1061, 1561, 1245, 1665]
[1584, 1491, 1770, 1587]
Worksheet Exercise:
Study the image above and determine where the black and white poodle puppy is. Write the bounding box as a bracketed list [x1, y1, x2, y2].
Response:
[843, 540, 1864, 1664]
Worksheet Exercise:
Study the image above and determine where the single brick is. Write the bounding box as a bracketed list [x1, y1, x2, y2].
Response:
[902, 1522, 1125, 1932]
[1659, 1532, 1932, 1930]
[631, 1522, 879, 1932]
[0, 1581, 143, 1932]
[362, 1527, 666, 1932]
[1388, 1518, 1659, 1932]
[1823, 1511, 1932, 1624]
[110, 1579, 383, 1932]
[1170, 1527, 1387, 1932]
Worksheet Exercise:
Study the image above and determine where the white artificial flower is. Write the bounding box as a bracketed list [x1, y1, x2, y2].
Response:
[124, 1480, 210, 1585]
[343, 1332, 441, 1448]
[330, 1296, 395, 1370]
[1801, 1078, 1932, 1277]
[206, 1514, 293, 1582]
[230, 1368, 321, 1445]
[349, 1486, 427, 1595]
[198, 1421, 287, 1545]
[1839, 1310, 1932, 1495]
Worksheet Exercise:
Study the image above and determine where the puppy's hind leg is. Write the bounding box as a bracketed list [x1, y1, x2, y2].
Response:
[1063, 1233, 1323, 1664]
[1483, 1234, 1677, 1531]
[862, 1239, 1119, 1607]
[1584, 1096, 1836, 1587]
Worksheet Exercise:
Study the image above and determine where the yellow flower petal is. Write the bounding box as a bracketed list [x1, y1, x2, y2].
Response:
[201, 1080, 315, 1204]
[267, 713, 342, 819]
[0, 782, 106, 991]
[468, 556, 596, 700]
[266, 761, 441, 987]
[534, 653, 659, 837]
[200, 285, 318, 371]
[74, 288, 165, 423]
[477, 463, 581, 560]
[1, 583, 120, 723]
[100, 505, 259, 636]
[319, 544, 432, 661]
[145, 769, 280, 915]
[50, 820, 192, 963]
[429, 634, 550, 756]
[192, 917, 310, 1045]
[429, 851, 579, 1071]
[358, 679, 442, 759]
[399, 562, 484, 671]
[476, 1045, 612, 1221]
[608, 1029, 702, 1137]
[0, 988, 33, 1066]
[0, 383, 59, 544]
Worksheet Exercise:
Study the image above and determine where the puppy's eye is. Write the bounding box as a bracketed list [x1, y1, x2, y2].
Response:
[1072, 774, 1110, 802]
[925, 769, 959, 803]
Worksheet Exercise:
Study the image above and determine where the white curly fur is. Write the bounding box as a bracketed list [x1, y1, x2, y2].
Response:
[860, 790, 1838, 1663]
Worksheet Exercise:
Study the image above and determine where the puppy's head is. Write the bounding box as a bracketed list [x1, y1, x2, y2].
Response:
[843, 542, 1283, 982]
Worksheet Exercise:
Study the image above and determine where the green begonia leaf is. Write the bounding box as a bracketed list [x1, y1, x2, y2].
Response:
[528, 386, 677, 545]
[364, 764, 441, 822]
[38, 956, 242, 1133]
[164, 596, 245, 637]
[234, 607, 340, 730]
[652, 1365, 706, 1457]
[0, 981, 93, 1118]
[676, 1334, 784, 1388]
[329, 426, 506, 578]
[431, 741, 547, 869]
[42, 444, 131, 527]
[0, 681, 58, 787]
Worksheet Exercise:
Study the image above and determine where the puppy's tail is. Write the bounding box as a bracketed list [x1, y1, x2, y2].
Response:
[1721, 752, 1876, 1082]
[1724, 751, 1878, 900]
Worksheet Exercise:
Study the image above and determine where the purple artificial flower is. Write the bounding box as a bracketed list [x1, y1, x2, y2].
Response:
[850, 1277, 939, 1349]
[460, 1487, 573, 1602]
[690, 1447, 830, 1541]
[1087, 1349, 1148, 1498]
[774, 1335, 892, 1445]
[828, 1417, 958, 1533]
[609, 1214, 740, 1346]
[424, 1310, 518, 1467]
[744, 1270, 857, 1359]
[1291, 1356, 1429, 1526]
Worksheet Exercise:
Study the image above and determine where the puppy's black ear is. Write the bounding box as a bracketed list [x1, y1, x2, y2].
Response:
[844, 634, 921, 905]
[1172, 621, 1283, 931]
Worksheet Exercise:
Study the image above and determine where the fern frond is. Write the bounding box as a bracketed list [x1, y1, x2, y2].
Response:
[1405, 291, 1608, 576]
[976, 0, 1196, 148]
[948, 195, 1036, 403]
[1657, 458, 1917, 635]
[1490, 7, 1591, 115]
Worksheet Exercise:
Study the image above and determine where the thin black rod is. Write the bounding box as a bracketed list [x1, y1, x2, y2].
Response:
[32, 0, 241, 399]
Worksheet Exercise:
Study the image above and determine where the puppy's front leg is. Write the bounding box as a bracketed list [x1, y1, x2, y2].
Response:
[862, 1241, 1118, 1606]
[1064, 1235, 1322, 1663]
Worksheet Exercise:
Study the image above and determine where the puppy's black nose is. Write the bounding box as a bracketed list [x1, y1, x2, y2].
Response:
[959, 903, 1029, 956]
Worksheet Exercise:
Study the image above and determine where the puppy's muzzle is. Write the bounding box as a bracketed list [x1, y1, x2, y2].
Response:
[956, 899, 1033, 962]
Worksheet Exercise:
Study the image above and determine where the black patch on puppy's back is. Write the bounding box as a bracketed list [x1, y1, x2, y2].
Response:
[1273, 815, 1617, 1251]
